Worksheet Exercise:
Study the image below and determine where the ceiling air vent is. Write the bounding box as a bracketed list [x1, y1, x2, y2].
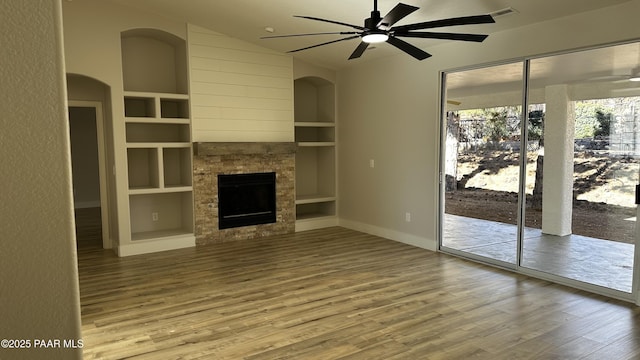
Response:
[490, 7, 518, 18]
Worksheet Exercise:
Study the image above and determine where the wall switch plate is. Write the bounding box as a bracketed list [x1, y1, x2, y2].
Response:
[152, 212, 158, 221]
[369, 159, 375, 168]
[405, 212, 411, 222]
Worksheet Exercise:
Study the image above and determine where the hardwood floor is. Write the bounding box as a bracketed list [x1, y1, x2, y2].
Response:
[77, 225, 640, 359]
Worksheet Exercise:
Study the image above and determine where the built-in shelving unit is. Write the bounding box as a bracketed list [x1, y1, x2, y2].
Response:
[124, 92, 194, 244]
[294, 77, 337, 231]
[119, 29, 194, 256]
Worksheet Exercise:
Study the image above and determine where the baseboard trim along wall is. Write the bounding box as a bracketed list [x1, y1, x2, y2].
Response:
[338, 219, 437, 251]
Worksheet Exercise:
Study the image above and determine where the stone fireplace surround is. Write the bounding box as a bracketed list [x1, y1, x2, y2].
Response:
[193, 142, 296, 245]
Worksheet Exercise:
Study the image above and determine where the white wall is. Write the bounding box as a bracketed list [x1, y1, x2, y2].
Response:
[189, 25, 294, 142]
[336, 1, 640, 250]
[0, 1, 82, 359]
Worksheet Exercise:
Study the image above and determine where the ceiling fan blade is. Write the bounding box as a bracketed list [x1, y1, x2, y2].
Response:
[378, 3, 419, 30]
[294, 15, 365, 31]
[394, 31, 489, 42]
[288, 35, 361, 53]
[386, 37, 431, 60]
[393, 14, 495, 32]
[348, 42, 370, 60]
[261, 31, 358, 39]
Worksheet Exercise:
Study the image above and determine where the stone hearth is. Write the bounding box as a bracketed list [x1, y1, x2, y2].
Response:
[193, 142, 296, 245]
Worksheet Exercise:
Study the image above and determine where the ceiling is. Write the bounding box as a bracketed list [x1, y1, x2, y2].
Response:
[446, 41, 640, 99]
[106, 0, 634, 70]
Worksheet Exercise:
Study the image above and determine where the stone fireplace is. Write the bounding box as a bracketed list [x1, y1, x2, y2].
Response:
[193, 142, 296, 245]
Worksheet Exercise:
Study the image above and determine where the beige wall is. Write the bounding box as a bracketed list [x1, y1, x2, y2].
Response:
[0, 1, 82, 359]
[336, 1, 640, 249]
[62, 0, 188, 248]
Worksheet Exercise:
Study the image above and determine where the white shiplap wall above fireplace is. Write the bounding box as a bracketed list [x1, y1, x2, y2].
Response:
[188, 24, 294, 143]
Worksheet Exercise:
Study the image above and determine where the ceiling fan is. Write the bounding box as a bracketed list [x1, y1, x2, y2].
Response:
[261, 0, 495, 60]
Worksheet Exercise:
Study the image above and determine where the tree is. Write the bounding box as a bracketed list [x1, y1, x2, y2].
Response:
[529, 109, 545, 210]
[486, 109, 509, 143]
[593, 109, 613, 137]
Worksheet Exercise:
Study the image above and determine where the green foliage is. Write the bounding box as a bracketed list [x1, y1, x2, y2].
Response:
[574, 100, 613, 138]
[593, 110, 613, 137]
[528, 110, 544, 141]
[485, 108, 510, 142]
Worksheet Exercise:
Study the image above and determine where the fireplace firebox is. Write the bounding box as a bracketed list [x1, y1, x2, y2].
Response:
[218, 172, 276, 229]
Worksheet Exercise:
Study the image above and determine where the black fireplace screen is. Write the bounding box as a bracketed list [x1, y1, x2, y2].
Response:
[217, 172, 276, 229]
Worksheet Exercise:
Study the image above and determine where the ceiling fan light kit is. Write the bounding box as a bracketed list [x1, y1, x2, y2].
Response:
[362, 32, 389, 44]
[261, 0, 495, 60]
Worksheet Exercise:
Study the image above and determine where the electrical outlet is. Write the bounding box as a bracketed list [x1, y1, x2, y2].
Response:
[405, 212, 411, 222]
[152, 212, 158, 221]
[369, 159, 375, 168]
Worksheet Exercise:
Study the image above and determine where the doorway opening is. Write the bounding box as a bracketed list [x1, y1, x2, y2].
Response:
[68, 102, 111, 249]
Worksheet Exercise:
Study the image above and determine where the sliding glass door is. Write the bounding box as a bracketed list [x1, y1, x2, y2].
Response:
[521, 46, 639, 293]
[440, 41, 640, 298]
[441, 62, 524, 266]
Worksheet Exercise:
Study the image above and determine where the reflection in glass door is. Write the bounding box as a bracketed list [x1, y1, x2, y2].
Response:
[441, 62, 524, 266]
[521, 47, 639, 293]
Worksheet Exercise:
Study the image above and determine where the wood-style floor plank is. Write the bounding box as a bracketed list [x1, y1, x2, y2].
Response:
[76, 224, 640, 359]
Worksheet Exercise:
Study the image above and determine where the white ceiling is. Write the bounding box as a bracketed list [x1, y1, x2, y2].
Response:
[107, 0, 634, 70]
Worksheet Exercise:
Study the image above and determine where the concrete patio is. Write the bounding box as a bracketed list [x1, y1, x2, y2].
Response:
[443, 214, 634, 292]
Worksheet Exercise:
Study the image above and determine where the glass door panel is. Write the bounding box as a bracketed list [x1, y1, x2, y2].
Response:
[521, 44, 639, 293]
[441, 62, 524, 265]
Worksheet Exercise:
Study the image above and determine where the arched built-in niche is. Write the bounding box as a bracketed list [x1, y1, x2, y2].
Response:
[120, 28, 187, 94]
[119, 29, 194, 256]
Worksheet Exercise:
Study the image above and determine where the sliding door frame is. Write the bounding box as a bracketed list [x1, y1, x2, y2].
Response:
[438, 42, 640, 304]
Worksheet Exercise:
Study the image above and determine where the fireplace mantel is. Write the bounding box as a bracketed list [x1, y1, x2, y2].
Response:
[194, 142, 296, 156]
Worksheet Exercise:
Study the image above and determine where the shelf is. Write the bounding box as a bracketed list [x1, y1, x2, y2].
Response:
[126, 117, 190, 125]
[126, 142, 191, 148]
[127, 148, 159, 189]
[124, 91, 189, 99]
[126, 123, 190, 143]
[160, 97, 189, 119]
[163, 147, 192, 187]
[295, 126, 335, 143]
[295, 122, 335, 127]
[130, 229, 194, 242]
[297, 142, 335, 147]
[295, 195, 336, 204]
[296, 201, 335, 219]
[124, 92, 189, 120]
[295, 213, 336, 221]
[129, 186, 192, 195]
[129, 192, 194, 240]
[124, 96, 156, 118]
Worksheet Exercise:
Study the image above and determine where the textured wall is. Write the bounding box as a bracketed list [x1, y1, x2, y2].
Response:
[0, 1, 83, 359]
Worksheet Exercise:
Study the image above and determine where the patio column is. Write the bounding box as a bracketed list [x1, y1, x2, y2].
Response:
[542, 84, 575, 236]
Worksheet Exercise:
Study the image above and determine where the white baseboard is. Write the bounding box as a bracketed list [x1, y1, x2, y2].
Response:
[295, 216, 338, 232]
[338, 219, 437, 251]
[117, 235, 195, 257]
